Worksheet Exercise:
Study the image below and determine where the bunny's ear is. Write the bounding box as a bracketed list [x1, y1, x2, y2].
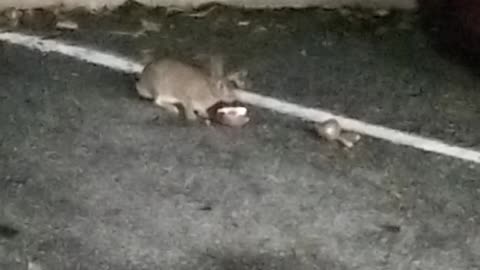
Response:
[226, 69, 250, 89]
[210, 54, 225, 78]
[215, 79, 227, 91]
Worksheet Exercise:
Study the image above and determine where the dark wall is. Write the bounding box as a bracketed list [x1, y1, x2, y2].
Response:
[419, 0, 480, 62]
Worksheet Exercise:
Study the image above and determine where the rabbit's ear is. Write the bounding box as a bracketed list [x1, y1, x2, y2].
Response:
[226, 69, 250, 89]
[215, 79, 237, 102]
[209, 54, 225, 78]
[215, 79, 228, 92]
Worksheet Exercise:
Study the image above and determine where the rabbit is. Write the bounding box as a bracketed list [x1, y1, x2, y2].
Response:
[135, 55, 238, 122]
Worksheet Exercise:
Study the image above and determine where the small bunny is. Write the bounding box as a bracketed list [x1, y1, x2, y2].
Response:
[135, 55, 237, 121]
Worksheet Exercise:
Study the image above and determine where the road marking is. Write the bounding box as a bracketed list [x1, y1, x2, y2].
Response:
[0, 32, 144, 73]
[1, 31, 479, 164]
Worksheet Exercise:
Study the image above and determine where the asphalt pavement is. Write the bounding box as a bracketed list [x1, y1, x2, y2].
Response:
[1, 4, 479, 270]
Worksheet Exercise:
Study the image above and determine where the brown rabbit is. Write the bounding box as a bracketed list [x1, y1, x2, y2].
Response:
[135, 55, 237, 121]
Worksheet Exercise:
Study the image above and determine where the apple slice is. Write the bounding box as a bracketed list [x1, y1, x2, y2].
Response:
[216, 106, 250, 127]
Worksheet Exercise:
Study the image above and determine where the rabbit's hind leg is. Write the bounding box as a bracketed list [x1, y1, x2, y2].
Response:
[154, 96, 180, 116]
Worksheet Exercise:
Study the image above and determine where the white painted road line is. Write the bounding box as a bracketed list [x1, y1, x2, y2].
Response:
[0, 32, 144, 74]
[1, 31, 479, 164]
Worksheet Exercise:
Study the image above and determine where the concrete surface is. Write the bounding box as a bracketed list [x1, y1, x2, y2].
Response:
[0, 0, 417, 11]
[1, 4, 480, 270]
